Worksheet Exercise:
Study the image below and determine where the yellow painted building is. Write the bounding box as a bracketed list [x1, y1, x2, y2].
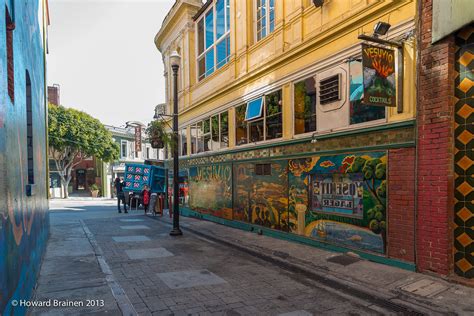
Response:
[155, 0, 418, 267]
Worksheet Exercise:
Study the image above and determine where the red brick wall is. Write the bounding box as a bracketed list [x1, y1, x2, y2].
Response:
[416, 0, 455, 275]
[388, 148, 416, 262]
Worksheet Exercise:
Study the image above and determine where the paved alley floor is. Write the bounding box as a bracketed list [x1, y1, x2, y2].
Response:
[30, 200, 474, 316]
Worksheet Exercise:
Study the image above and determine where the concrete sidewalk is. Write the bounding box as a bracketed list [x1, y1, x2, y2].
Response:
[150, 211, 474, 316]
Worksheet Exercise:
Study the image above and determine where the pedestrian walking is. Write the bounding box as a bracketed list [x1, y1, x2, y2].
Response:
[115, 177, 128, 213]
[142, 185, 150, 214]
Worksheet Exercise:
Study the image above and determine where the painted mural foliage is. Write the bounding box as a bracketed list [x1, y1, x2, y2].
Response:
[0, 1, 50, 315]
[233, 161, 292, 231]
[188, 164, 233, 219]
[289, 152, 387, 254]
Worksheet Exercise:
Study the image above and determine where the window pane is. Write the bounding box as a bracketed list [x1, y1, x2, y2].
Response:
[191, 125, 198, 154]
[269, 0, 275, 32]
[220, 111, 229, 148]
[181, 129, 187, 156]
[205, 10, 214, 49]
[265, 90, 282, 140]
[203, 118, 210, 133]
[198, 56, 206, 80]
[205, 50, 215, 77]
[226, 0, 230, 31]
[211, 115, 220, 150]
[216, 0, 225, 39]
[236, 104, 248, 145]
[216, 37, 229, 69]
[250, 119, 264, 142]
[197, 122, 204, 153]
[294, 77, 316, 134]
[350, 100, 385, 124]
[198, 19, 204, 55]
[349, 60, 385, 124]
[266, 90, 282, 116]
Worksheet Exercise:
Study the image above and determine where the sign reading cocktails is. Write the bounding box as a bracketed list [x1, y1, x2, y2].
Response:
[362, 44, 396, 107]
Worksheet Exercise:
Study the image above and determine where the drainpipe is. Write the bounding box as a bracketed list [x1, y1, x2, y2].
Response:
[413, 0, 423, 271]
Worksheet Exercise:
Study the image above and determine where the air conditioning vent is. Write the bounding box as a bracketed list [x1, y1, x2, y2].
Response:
[319, 74, 341, 105]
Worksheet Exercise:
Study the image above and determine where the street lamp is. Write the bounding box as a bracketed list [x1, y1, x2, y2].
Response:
[169, 51, 183, 236]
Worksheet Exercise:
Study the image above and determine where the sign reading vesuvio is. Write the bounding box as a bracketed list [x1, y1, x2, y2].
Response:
[362, 44, 396, 107]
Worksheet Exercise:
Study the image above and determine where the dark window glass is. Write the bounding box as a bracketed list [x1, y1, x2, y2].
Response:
[211, 115, 220, 150]
[265, 90, 282, 140]
[294, 77, 316, 134]
[249, 119, 264, 142]
[26, 71, 34, 184]
[198, 57, 206, 81]
[220, 111, 229, 148]
[255, 163, 271, 176]
[191, 125, 198, 154]
[198, 18, 204, 55]
[196, 122, 204, 153]
[202, 119, 211, 152]
[236, 104, 248, 145]
[6, 8, 14, 102]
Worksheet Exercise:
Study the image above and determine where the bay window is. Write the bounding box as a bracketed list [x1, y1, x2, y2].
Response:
[197, 0, 231, 81]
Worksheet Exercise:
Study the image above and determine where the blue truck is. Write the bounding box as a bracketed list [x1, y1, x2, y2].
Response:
[123, 163, 167, 194]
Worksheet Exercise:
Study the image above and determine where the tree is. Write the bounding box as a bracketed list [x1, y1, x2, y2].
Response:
[48, 104, 119, 198]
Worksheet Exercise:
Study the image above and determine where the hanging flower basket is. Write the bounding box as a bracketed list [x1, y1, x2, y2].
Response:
[146, 120, 173, 149]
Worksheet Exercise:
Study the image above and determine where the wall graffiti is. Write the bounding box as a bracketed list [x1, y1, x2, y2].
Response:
[0, 1, 50, 315]
[289, 152, 387, 254]
[188, 164, 233, 219]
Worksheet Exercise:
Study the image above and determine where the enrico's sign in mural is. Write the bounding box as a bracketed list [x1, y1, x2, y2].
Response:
[362, 44, 396, 107]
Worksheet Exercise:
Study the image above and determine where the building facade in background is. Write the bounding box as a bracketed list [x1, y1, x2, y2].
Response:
[0, 0, 50, 314]
[103, 124, 163, 198]
[156, 0, 418, 270]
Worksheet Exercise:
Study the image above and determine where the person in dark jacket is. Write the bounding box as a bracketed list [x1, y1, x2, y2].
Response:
[115, 177, 128, 213]
[141, 185, 150, 214]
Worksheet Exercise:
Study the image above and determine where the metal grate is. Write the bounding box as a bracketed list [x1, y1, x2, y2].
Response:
[319, 74, 341, 104]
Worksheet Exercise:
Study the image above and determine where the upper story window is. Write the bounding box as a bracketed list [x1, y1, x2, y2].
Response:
[6, 7, 14, 102]
[256, 0, 275, 42]
[120, 140, 128, 159]
[236, 89, 282, 145]
[197, 0, 231, 81]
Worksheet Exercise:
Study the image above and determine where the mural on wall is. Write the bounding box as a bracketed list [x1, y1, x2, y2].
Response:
[233, 161, 292, 231]
[289, 152, 387, 254]
[0, 1, 50, 314]
[188, 164, 233, 219]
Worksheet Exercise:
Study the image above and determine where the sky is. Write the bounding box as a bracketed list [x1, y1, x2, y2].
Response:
[47, 0, 175, 127]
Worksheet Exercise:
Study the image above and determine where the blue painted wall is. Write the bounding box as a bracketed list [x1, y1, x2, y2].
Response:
[0, 1, 49, 314]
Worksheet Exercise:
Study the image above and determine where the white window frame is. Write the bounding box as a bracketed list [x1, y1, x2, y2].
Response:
[120, 140, 128, 159]
[255, 0, 275, 42]
[196, 0, 231, 81]
[188, 110, 229, 155]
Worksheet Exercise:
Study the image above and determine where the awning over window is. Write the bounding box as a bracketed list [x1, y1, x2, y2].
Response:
[245, 97, 264, 121]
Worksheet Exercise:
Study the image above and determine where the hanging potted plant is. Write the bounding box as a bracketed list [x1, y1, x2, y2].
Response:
[146, 120, 173, 149]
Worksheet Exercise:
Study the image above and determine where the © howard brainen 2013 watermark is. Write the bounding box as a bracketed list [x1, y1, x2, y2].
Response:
[11, 299, 105, 308]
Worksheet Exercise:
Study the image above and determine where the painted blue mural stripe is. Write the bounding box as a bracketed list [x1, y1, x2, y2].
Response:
[80, 220, 137, 316]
